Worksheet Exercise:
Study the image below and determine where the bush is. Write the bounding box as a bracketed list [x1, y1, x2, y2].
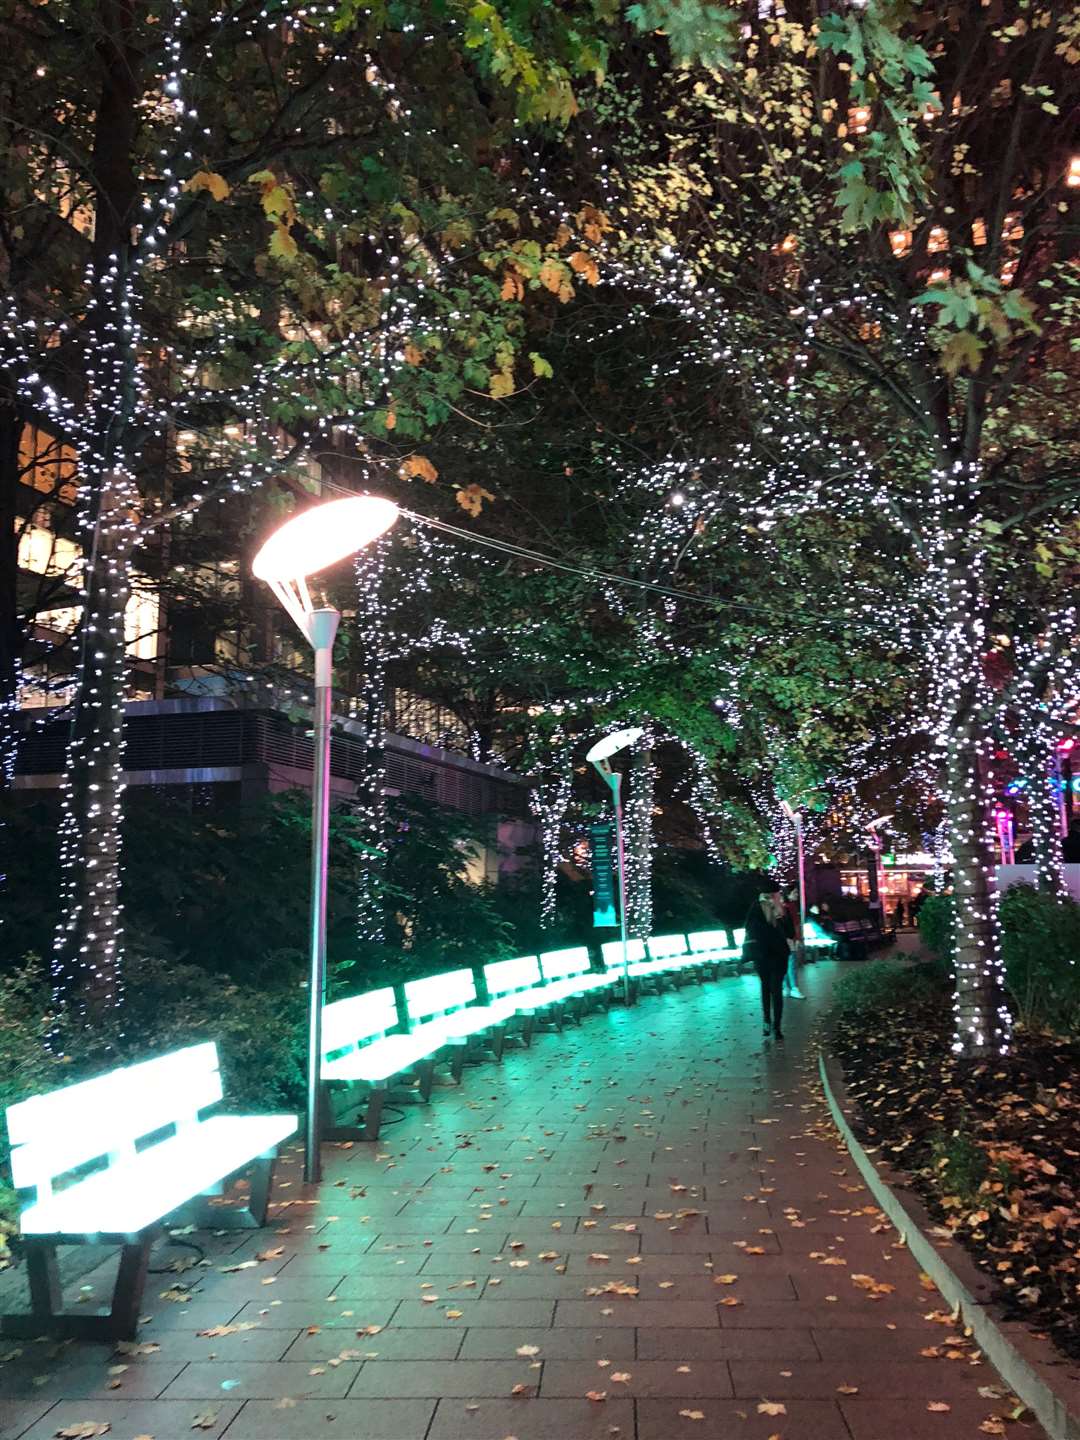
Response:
[904, 885, 1080, 1036]
[999, 886, 1080, 1035]
[916, 893, 955, 959]
[829, 958, 947, 1020]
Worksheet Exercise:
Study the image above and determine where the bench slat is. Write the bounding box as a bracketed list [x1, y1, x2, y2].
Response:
[322, 989, 399, 1056]
[20, 1113, 296, 1239]
[8, 1044, 223, 1191]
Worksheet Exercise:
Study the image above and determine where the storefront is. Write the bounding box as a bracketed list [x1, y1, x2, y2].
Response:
[839, 850, 947, 920]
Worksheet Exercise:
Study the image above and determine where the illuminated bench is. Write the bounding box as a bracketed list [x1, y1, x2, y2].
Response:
[402, 968, 501, 1080]
[481, 955, 556, 1049]
[803, 917, 836, 953]
[686, 928, 743, 974]
[539, 946, 615, 1011]
[645, 932, 699, 983]
[1, 1043, 295, 1341]
[600, 937, 672, 990]
[320, 986, 441, 1141]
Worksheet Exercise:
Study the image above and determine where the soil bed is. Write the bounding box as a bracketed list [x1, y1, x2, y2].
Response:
[828, 964, 1080, 1363]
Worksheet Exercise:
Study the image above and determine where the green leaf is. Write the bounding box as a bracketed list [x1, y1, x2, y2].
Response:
[940, 329, 985, 376]
[529, 351, 554, 379]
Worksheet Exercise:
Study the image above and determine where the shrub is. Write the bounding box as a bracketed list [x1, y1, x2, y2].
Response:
[902, 886, 1080, 1036]
[916, 893, 955, 959]
[829, 958, 947, 1020]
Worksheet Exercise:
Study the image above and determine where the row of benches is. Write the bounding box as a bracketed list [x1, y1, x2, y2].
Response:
[2, 920, 838, 1343]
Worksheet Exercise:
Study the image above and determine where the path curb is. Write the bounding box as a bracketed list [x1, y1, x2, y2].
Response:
[819, 1049, 1080, 1440]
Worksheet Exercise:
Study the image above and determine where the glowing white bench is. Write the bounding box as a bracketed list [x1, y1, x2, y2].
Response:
[320, 987, 441, 1140]
[481, 955, 557, 1050]
[2, 1043, 295, 1341]
[686, 927, 742, 972]
[601, 936, 665, 986]
[645, 932, 698, 981]
[539, 946, 615, 1007]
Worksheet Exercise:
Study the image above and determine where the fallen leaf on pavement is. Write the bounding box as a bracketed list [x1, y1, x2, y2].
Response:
[55, 1426, 111, 1439]
[758, 1401, 787, 1416]
[927, 1401, 952, 1412]
[678, 1410, 704, 1421]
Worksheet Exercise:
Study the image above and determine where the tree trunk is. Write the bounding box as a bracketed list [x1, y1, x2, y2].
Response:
[52, 474, 134, 1023]
[1020, 720, 1065, 896]
[0, 404, 22, 789]
[944, 720, 1010, 1057]
[624, 734, 654, 939]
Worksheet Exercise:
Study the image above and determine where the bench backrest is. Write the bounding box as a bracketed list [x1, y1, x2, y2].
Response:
[687, 928, 733, 954]
[539, 946, 591, 982]
[6, 1043, 224, 1200]
[404, 968, 477, 1027]
[322, 988, 400, 1060]
[600, 938, 646, 969]
[484, 955, 541, 1001]
[731, 927, 746, 949]
[646, 933, 690, 961]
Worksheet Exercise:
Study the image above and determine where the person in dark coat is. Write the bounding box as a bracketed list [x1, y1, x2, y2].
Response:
[744, 880, 795, 1040]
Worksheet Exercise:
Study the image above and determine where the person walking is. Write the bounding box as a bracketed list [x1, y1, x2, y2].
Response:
[781, 884, 805, 1000]
[744, 880, 795, 1041]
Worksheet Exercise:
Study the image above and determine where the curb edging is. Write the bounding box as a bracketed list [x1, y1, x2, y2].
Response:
[818, 1049, 1080, 1440]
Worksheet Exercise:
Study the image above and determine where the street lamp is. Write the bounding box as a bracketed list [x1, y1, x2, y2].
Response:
[864, 813, 893, 926]
[253, 495, 399, 1183]
[779, 799, 807, 937]
[586, 726, 643, 1005]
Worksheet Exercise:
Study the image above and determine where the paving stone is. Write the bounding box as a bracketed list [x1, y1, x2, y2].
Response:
[638, 1327, 819, 1361]
[0, 1356, 184, 1401]
[637, 1396, 851, 1438]
[0, 1400, 55, 1440]
[134, 1326, 300, 1362]
[222, 1397, 437, 1437]
[841, 1396, 1044, 1440]
[230, 1300, 394, 1328]
[13, 1399, 242, 1438]
[350, 1359, 540, 1397]
[554, 1298, 719, 1328]
[426, 1395, 635, 1439]
[542, 1358, 735, 1397]
[137, 1301, 247, 1332]
[392, 1298, 554, 1327]
[283, 1327, 462, 1361]
[731, 1357, 994, 1399]
[160, 1359, 361, 1399]
[717, 1300, 935, 1329]
[456, 1327, 635, 1360]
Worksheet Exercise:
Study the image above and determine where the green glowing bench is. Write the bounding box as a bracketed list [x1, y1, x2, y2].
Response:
[645, 933, 701, 983]
[320, 986, 439, 1141]
[600, 936, 667, 990]
[481, 955, 557, 1048]
[803, 917, 836, 952]
[538, 946, 616, 1013]
[1, 1043, 296, 1341]
[686, 927, 743, 973]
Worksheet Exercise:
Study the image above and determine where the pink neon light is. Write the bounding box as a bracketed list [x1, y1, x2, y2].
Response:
[1057, 737, 1075, 753]
[252, 496, 399, 583]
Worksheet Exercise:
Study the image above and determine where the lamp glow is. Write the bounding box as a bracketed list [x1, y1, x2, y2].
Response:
[253, 496, 399, 638]
[586, 726, 644, 764]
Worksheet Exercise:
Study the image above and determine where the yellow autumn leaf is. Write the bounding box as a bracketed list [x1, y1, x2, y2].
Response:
[456, 484, 494, 517]
[569, 251, 600, 285]
[403, 343, 423, 365]
[184, 169, 230, 201]
[268, 224, 298, 260]
[489, 369, 515, 399]
[399, 454, 438, 484]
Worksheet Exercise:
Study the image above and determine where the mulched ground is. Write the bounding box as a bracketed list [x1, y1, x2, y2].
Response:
[829, 972, 1080, 1363]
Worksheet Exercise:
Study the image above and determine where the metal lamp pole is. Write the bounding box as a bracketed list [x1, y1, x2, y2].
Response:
[587, 727, 644, 1006]
[252, 496, 399, 1187]
[304, 607, 339, 1184]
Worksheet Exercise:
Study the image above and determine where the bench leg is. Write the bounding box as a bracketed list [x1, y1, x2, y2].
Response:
[415, 1058, 436, 1102]
[3, 1233, 152, 1342]
[520, 1013, 534, 1047]
[492, 1025, 506, 1061]
[111, 1236, 153, 1339]
[176, 1153, 277, 1231]
[26, 1239, 61, 1320]
[449, 1043, 467, 1084]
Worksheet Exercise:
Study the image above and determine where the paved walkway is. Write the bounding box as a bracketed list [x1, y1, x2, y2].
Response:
[0, 962, 1047, 1440]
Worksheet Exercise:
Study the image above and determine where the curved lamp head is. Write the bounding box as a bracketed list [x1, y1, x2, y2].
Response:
[586, 726, 644, 766]
[253, 495, 399, 637]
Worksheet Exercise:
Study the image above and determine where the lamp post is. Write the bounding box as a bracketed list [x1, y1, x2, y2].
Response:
[586, 726, 644, 1005]
[864, 814, 893, 930]
[779, 800, 806, 938]
[253, 495, 399, 1184]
